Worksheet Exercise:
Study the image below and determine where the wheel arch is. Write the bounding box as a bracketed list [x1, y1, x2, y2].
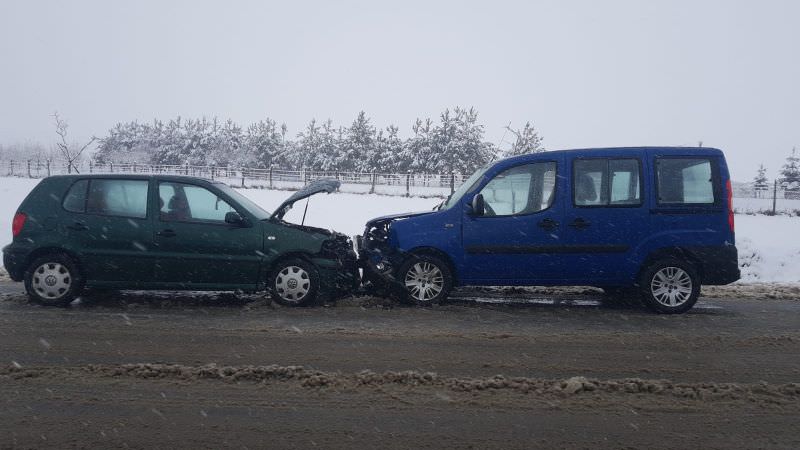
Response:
[637, 247, 704, 285]
[406, 246, 458, 284]
[24, 247, 83, 275]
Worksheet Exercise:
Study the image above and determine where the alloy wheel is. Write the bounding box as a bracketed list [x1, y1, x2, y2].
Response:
[650, 266, 693, 307]
[404, 262, 444, 303]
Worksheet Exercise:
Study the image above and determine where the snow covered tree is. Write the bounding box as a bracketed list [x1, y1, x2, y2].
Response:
[293, 119, 322, 170]
[503, 122, 544, 157]
[402, 118, 435, 173]
[780, 147, 800, 186]
[243, 119, 286, 168]
[343, 111, 376, 172]
[753, 164, 769, 197]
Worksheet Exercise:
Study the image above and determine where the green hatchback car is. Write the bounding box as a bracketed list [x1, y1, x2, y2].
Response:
[2, 175, 358, 306]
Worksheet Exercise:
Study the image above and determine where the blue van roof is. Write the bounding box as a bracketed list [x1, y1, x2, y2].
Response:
[500, 146, 723, 165]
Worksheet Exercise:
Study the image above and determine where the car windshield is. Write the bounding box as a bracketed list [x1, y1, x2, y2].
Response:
[213, 182, 271, 220]
[440, 163, 492, 210]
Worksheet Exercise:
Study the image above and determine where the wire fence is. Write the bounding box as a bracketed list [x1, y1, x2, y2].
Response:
[1, 159, 799, 212]
[0, 159, 467, 198]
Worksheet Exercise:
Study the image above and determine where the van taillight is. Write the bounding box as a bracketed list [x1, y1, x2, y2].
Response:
[12, 213, 26, 237]
[725, 180, 734, 233]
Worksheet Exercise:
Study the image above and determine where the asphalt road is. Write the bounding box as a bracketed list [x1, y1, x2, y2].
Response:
[1, 281, 799, 449]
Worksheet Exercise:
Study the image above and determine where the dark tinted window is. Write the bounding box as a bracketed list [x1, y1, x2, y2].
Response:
[656, 158, 715, 204]
[573, 158, 641, 206]
[62, 179, 88, 213]
[87, 179, 149, 218]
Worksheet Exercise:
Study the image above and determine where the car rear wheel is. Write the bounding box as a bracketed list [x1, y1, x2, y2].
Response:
[24, 254, 84, 307]
[269, 258, 319, 306]
[397, 254, 453, 306]
[639, 259, 700, 314]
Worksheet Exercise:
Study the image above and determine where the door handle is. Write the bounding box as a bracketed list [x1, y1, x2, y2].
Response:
[66, 222, 88, 231]
[156, 229, 177, 238]
[569, 218, 591, 230]
[537, 218, 559, 231]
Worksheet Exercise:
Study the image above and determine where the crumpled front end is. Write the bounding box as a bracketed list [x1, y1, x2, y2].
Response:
[314, 232, 360, 296]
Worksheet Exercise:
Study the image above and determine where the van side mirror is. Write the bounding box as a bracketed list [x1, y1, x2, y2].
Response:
[471, 194, 485, 216]
[225, 211, 247, 226]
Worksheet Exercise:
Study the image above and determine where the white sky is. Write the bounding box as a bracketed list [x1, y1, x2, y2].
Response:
[1, 0, 798, 180]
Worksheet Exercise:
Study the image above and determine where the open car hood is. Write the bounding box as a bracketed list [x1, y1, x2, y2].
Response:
[271, 178, 340, 220]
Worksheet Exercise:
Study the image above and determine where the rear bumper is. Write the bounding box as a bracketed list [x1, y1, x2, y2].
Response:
[2, 245, 27, 282]
[694, 245, 740, 285]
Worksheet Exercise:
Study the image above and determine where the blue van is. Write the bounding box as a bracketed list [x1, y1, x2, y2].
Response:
[357, 147, 739, 314]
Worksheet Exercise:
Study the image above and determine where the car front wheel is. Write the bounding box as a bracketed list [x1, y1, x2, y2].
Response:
[24, 254, 84, 307]
[269, 258, 320, 306]
[639, 259, 700, 314]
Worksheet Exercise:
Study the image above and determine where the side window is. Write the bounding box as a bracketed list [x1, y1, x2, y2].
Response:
[478, 162, 556, 216]
[86, 179, 148, 218]
[159, 182, 236, 223]
[656, 158, 715, 204]
[62, 179, 89, 213]
[573, 159, 641, 206]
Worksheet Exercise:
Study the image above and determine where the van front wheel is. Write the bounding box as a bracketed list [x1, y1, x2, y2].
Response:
[639, 259, 700, 314]
[398, 254, 453, 306]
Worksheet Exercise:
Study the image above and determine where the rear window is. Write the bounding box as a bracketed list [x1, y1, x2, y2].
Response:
[62, 179, 89, 213]
[656, 158, 715, 205]
[86, 179, 149, 218]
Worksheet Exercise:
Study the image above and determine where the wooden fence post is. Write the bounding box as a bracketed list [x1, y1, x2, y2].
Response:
[450, 172, 455, 194]
[406, 171, 411, 197]
[772, 180, 778, 215]
[269, 166, 273, 189]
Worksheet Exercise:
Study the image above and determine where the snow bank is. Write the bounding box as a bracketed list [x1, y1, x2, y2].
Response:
[0, 177, 798, 283]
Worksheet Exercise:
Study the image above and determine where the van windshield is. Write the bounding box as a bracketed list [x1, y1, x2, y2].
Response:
[440, 163, 492, 210]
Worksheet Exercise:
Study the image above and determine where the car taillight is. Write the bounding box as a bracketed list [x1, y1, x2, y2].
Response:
[725, 179, 734, 233]
[12, 212, 26, 237]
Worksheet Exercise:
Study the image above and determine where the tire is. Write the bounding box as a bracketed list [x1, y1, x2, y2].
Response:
[268, 258, 320, 307]
[639, 259, 701, 314]
[397, 254, 453, 306]
[24, 254, 84, 307]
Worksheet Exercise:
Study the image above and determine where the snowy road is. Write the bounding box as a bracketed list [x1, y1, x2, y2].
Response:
[1, 282, 799, 448]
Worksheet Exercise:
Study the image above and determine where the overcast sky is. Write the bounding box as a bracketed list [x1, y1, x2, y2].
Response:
[1, 0, 798, 179]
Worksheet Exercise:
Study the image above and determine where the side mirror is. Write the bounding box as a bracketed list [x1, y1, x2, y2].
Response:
[225, 211, 246, 226]
[471, 194, 485, 216]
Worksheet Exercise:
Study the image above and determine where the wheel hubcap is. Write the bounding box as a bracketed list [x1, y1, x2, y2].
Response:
[32, 262, 71, 299]
[275, 266, 310, 303]
[404, 262, 444, 302]
[650, 267, 692, 307]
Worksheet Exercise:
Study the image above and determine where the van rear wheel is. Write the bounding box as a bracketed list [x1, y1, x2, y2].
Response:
[24, 254, 84, 307]
[639, 259, 700, 314]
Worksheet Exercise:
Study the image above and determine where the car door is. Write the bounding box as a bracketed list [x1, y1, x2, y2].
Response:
[461, 157, 565, 283]
[152, 180, 262, 288]
[560, 154, 650, 284]
[60, 177, 155, 284]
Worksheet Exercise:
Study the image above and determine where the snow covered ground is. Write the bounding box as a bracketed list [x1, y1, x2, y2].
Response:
[1, 177, 798, 283]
